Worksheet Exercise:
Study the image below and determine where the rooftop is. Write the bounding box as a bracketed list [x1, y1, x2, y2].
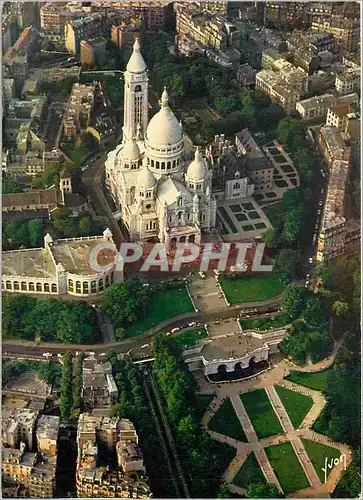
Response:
[2, 248, 56, 279]
[36, 415, 60, 441]
[297, 94, 336, 110]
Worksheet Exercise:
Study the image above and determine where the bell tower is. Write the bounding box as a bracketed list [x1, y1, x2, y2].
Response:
[123, 38, 148, 143]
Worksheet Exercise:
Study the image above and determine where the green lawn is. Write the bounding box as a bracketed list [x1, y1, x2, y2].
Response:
[172, 327, 207, 350]
[219, 274, 284, 305]
[301, 439, 342, 483]
[240, 389, 283, 439]
[286, 369, 332, 392]
[265, 442, 310, 493]
[209, 398, 248, 442]
[240, 312, 292, 331]
[263, 202, 284, 228]
[126, 288, 194, 337]
[233, 452, 266, 489]
[275, 385, 313, 429]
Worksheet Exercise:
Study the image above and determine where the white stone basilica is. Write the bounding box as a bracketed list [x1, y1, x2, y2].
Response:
[105, 39, 217, 248]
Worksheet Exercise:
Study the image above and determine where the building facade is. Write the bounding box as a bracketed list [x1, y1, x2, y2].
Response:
[105, 39, 217, 249]
[2, 228, 121, 297]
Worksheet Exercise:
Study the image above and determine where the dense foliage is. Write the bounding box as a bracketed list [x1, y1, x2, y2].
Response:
[152, 337, 236, 497]
[101, 275, 150, 330]
[3, 295, 101, 344]
[72, 352, 85, 417]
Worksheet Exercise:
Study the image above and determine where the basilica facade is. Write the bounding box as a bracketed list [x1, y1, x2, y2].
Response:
[105, 39, 217, 249]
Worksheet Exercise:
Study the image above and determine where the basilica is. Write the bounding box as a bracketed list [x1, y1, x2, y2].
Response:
[105, 39, 217, 248]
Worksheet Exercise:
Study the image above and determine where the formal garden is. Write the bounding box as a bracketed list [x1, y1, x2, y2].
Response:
[274, 385, 314, 429]
[233, 452, 266, 489]
[240, 389, 283, 439]
[209, 397, 247, 442]
[265, 442, 310, 493]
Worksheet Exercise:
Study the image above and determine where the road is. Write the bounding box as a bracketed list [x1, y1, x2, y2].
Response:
[3, 297, 281, 358]
[82, 155, 126, 246]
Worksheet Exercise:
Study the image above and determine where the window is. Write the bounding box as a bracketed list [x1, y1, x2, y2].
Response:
[36, 283, 42, 292]
[156, 161, 160, 169]
[91, 281, 97, 293]
[167, 161, 171, 169]
[6, 281, 12, 290]
[44, 283, 50, 292]
[99, 279, 104, 291]
[145, 203, 151, 209]
[161, 162, 165, 170]
[51, 284, 57, 293]
[68, 280, 74, 292]
[83, 282, 89, 293]
[106, 275, 110, 286]
[151, 159, 154, 167]
[76, 281, 81, 293]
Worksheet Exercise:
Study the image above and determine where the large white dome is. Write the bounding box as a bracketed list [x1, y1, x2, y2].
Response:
[145, 88, 183, 147]
[186, 148, 207, 182]
[126, 38, 146, 74]
[137, 164, 156, 189]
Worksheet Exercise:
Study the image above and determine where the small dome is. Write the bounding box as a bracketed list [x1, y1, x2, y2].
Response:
[126, 38, 147, 74]
[137, 164, 157, 189]
[145, 88, 183, 147]
[122, 138, 141, 161]
[187, 148, 207, 182]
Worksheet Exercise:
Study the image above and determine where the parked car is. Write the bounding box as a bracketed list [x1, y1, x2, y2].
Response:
[198, 271, 206, 279]
[43, 352, 52, 357]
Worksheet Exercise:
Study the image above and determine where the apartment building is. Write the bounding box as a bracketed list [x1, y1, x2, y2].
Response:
[326, 102, 358, 132]
[65, 12, 119, 56]
[2, 409, 39, 451]
[316, 159, 348, 263]
[36, 415, 60, 457]
[261, 49, 280, 70]
[111, 20, 141, 50]
[335, 67, 360, 94]
[63, 83, 96, 139]
[76, 415, 151, 498]
[80, 37, 106, 68]
[318, 126, 351, 169]
[40, 3, 86, 46]
[264, 1, 311, 29]
[3, 27, 41, 82]
[256, 70, 300, 115]
[82, 356, 118, 410]
[311, 15, 360, 54]
[296, 94, 336, 120]
[176, 3, 240, 54]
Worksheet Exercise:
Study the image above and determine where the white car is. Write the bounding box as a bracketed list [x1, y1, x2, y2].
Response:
[171, 327, 180, 334]
[141, 344, 149, 349]
[188, 322, 197, 327]
[43, 352, 52, 357]
[198, 271, 206, 279]
[309, 257, 314, 263]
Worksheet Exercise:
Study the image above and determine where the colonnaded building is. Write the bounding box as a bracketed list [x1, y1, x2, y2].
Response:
[2, 228, 121, 297]
[105, 38, 217, 248]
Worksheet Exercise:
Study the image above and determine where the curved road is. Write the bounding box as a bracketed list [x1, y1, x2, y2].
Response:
[3, 297, 281, 358]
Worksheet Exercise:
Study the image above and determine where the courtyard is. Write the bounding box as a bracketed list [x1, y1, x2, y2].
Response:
[217, 197, 272, 239]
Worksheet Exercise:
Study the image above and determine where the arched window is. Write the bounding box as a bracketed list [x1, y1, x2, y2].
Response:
[83, 282, 89, 294]
[135, 84, 141, 92]
[51, 284, 57, 293]
[76, 281, 81, 293]
[156, 161, 160, 169]
[151, 159, 154, 168]
[172, 160, 176, 168]
[91, 281, 97, 293]
[99, 279, 104, 291]
[105, 275, 110, 287]
[68, 280, 74, 292]
[36, 283, 42, 292]
[177, 158, 180, 166]
[6, 281, 12, 290]
[44, 283, 50, 292]
[167, 161, 171, 170]
[161, 162, 165, 170]
[21, 282, 27, 291]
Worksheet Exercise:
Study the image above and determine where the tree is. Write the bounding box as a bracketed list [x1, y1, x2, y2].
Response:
[79, 216, 92, 236]
[303, 294, 329, 327]
[177, 414, 197, 447]
[59, 352, 73, 420]
[263, 228, 276, 249]
[215, 96, 238, 116]
[216, 483, 230, 498]
[115, 327, 126, 340]
[27, 219, 43, 247]
[2, 178, 24, 194]
[332, 300, 349, 317]
[275, 249, 301, 282]
[281, 284, 307, 318]
[246, 483, 282, 498]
